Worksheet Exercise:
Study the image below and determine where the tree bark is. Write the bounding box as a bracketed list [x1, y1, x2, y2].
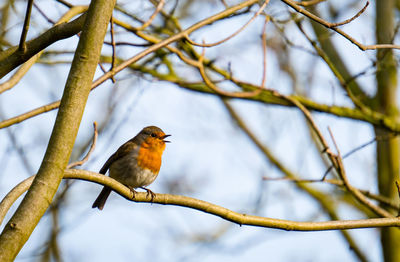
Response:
[374, 1, 400, 262]
[0, 0, 116, 260]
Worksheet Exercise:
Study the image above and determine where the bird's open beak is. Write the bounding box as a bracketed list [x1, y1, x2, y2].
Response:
[162, 134, 171, 143]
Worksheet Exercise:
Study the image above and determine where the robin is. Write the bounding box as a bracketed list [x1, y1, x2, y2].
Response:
[92, 126, 170, 210]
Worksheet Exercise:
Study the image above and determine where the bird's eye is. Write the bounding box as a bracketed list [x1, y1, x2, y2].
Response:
[151, 133, 157, 137]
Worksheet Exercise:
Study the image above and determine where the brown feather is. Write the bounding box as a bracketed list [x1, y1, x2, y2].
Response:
[99, 141, 138, 174]
[92, 187, 112, 210]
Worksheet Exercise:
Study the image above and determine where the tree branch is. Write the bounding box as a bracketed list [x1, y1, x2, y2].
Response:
[0, 0, 116, 260]
[0, 0, 260, 129]
[0, 6, 87, 79]
[18, 0, 34, 52]
[281, 0, 400, 50]
[0, 6, 88, 94]
[0, 169, 399, 232]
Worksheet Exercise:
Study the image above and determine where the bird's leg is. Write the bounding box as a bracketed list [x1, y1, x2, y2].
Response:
[140, 187, 156, 202]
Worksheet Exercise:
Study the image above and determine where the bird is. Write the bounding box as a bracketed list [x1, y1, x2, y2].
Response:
[92, 126, 170, 210]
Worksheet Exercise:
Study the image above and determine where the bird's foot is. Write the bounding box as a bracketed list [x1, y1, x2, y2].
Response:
[128, 187, 137, 200]
[140, 187, 156, 202]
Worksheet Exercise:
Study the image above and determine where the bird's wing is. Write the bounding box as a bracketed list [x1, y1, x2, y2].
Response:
[99, 140, 139, 174]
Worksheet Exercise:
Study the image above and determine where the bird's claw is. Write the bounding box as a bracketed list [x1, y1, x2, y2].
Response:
[128, 187, 137, 200]
[141, 187, 156, 202]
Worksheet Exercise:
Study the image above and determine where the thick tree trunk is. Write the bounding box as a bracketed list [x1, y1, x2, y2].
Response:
[0, 1, 116, 260]
[374, 1, 400, 262]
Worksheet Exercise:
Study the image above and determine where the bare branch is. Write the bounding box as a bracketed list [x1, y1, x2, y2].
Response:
[0, 0, 261, 128]
[0, 6, 88, 94]
[91, 0, 261, 88]
[322, 135, 389, 180]
[221, 99, 378, 260]
[110, 16, 116, 83]
[19, 0, 34, 52]
[0, 54, 38, 94]
[295, 21, 373, 113]
[263, 176, 399, 211]
[184, 0, 269, 48]
[135, 0, 165, 31]
[327, 128, 393, 218]
[198, 48, 262, 98]
[1, 169, 399, 231]
[281, 0, 400, 50]
[0, 100, 61, 129]
[329, 1, 369, 28]
[103, 41, 152, 47]
[55, 0, 73, 8]
[0, 7, 88, 78]
[269, 91, 393, 218]
[261, 17, 269, 88]
[67, 122, 98, 169]
[33, 2, 56, 24]
[296, 0, 326, 7]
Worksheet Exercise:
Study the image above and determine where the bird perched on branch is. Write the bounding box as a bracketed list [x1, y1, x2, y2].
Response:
[92, 126, 170, 210]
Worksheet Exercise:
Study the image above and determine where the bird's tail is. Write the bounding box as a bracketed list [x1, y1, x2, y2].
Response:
[92, 187, 112, 210]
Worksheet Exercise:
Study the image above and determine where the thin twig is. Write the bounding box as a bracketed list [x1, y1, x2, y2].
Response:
[263, 176, 399, 210]
[273, 92, 393, 218]
[342, 137, 376, 159]
[198, 50, 262, 98]
[296, 0, 325, 7]
[103, 41, 152, 47]
[263, 176, 330, 183]
[296, 0, 326, 7]
[0, 6, 87, 78]
[0, 6, 87, 95]
[0, 54, 38, 94]
[195, 40, 263, 97]
[19, 0, 34, 52]
[329, 1, 369, 27]
[281, 0, 400, 51]
[261, 17, 269, 88]
[33, 2, 56, 24]
[184, 0, 270, 48]
[90, 0, 260, 86]
[98, 63, 108, 76]
[327, 128, 393, 218]
[361, 190, 399, 211]
[274, 91, 334, 157]
[328, 126, 341, 157]
[55, 0, 73, 8]
[322, 134, 395, 180]
[135, 0, 165, 31]
[295, 21, 372, 114]
[0, 0, 260, 129]
[110, 16, 116, 83]
[3, 0, 399, 132]
[220, 99, 385, 261]
[67, 122, 98, 169]
[220, 0, 229, 8]
[1, 112, 34, 174]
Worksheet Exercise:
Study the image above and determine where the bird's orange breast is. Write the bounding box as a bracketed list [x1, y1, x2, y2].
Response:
[136, 145, 163, 173]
